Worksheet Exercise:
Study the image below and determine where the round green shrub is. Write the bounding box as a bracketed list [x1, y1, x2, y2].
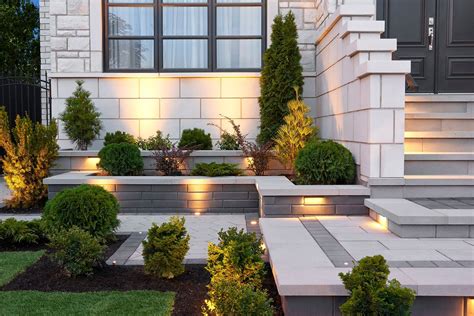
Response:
[42, 184, 120, 241]
[49, 226, 105, 277]
[98, 143, 144, 176]
[295, 140, 356, 185]
[178, 128, 212, 150]
[103, 131, 136, 147]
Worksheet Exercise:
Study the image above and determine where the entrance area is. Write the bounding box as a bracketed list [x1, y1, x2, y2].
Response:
[377, 0, 474, 93]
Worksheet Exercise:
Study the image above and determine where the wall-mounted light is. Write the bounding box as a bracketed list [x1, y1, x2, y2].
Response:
[304, 197, 327, 205]
[377, 215, 388, 228]
[194, 212, 201, 216]
[466, 297, 474, 316]
[250, 220, 258, 225]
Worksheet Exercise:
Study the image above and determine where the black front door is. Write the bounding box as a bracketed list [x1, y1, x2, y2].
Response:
[377, 0, 474, 93]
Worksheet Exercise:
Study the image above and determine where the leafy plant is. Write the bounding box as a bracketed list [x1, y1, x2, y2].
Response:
[190, 162, 242, 177]
[208, 122, 240, 150]
[258, 12, 304, 144]
[103, 131, 136, 147]
[136, 130, 172, 150]
[59, 80, 102, 150]
[49, 226, 105, 277]
[295, 140, 356, 185]
[0, 218, 46, 245]
[42, 184, 120, 242]
[153, 143, 193, 176]
[142, 216, 190, 279]
[203, 279, 273, 316]
[0, 106, 58, 209]
[98, 143, 144, 176]
[0, 1, 39, 77]
[274, 87, 315, 171]
[339, 255, 416, 316]
[224, 116, 273, 176]
[178, 128, 213, 150]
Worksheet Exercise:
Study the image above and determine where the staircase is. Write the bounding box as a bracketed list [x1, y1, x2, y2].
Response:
[403, 94, 474, 197]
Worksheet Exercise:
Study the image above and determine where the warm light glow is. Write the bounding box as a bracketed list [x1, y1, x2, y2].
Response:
[85, 157, 100, 168]
[377, 215, 388, 228]
[194, 212, 201, 216]
[250, 220, 258, 225]
[260, 242, 266, 251]
[365, 219, 389, 232]
[467, 298, 474, 316]
[304, 197, 327, 205]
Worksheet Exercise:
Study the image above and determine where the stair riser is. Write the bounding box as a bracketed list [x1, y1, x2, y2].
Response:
[405, 138, 474, 152]
[406, 119, 474, 132]
[405, 161, 474, 175]
[371, 185, 474, 198]
[406, 102, 474, 113]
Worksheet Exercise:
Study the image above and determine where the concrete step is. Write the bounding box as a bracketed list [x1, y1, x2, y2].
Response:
[405, 137, 474, 153]
[365, 198, 474, 238]
[405, 94, 474, 114]
[405, 152, 474, 175]
[406, 114, 474, 132]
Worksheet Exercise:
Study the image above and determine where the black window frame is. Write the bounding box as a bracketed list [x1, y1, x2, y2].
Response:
[103, 0, 266, 73]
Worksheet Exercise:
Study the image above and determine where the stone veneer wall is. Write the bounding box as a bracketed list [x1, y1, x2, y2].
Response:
[313, 1, 410, 184]
[48, 183, 259, 214]
[41, 0, 321, 149]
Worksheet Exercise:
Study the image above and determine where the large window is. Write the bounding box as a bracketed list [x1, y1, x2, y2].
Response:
[104, 0, 265, 72]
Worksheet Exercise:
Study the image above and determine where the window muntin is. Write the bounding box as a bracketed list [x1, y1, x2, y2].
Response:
[104, 0, 265, 72]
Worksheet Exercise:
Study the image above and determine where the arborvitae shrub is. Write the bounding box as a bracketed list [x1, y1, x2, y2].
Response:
[98, 143, 144, 176]
[142, 216, 190, 279]
[339, 255, 416, 316]
[60, 80, 102, 150]
[190, 162, 242, 177]
[274, 87, 315, 171]
[49, 226, 105, 277]
[42, 184, 120, 241]
[103, 131, 136, 147]
[295, 140, 356, 185]
[0, 106, 58, 209]
[258, 12, 303, 144]
[178, 128, 213, 150]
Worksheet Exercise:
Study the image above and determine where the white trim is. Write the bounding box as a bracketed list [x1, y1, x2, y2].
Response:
[49, 72, 262, 79]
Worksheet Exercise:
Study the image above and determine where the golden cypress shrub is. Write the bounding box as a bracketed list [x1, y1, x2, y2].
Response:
[0, 106, 58, 208]
[274, 88, 315, 171]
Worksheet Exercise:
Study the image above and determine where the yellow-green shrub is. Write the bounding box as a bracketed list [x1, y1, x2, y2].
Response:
[0, 106, 58, 208]
[274, 88, 315, 171]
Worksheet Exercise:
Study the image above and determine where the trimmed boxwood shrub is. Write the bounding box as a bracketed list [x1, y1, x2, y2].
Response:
[98, 143, 144, 176]
[42, 184, 120, 241]
[190, 162, 242, 177]
[49, 226, 105, 277]
[142, 216, 190, 279]
[178, 128, 212, 150]
[295, 140, 356, 185]
[103, 131, 136, 147]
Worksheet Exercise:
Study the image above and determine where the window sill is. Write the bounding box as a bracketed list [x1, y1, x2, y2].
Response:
[49, 72, 262, 79]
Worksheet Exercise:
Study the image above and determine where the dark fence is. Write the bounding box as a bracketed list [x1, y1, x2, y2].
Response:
[0, 74, 52, 125]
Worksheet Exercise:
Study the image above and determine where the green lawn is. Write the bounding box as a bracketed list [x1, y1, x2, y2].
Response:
[0, 251, 44, 286]
[0, 291, 175, 315]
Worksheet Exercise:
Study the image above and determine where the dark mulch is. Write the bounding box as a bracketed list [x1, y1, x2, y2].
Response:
[2, 255, 282, 316]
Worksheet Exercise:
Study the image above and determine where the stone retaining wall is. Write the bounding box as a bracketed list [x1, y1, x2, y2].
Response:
[48, 183, 259, 214]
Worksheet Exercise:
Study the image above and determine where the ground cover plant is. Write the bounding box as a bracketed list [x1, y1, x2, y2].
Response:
[339, 255, 416, 316]
[0, 251, 44, 286]
[98, 143, 144, 176]
[60, 80, 102, 150]
[143, 217, 190, 279]
[0, 291, 174, 315]
[295, 140, 356, 185]
[0, 107, 58, 209]
[258, 12, 303, 144]
[178, 128, 213, 150]
[0, 218, 46, 246]
[190, 162, 242, 177]
[42, 184, 120, 241]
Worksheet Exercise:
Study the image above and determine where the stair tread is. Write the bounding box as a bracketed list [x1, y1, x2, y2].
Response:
[406, 112, 474, 119]
[405, 131, 474, 138]
[405, 152, 474, 160]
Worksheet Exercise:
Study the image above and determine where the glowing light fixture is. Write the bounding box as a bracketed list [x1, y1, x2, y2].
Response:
[250, 220, 258, 225]
[377, 215, 388, 228]
[466, 297, 474, 316]
[304, 197, 327, 205]
[194, 212, 201, 216]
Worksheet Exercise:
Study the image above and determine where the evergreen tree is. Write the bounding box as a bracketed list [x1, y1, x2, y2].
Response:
[60, 80, 102, 150]
[257, 12, 304, 144]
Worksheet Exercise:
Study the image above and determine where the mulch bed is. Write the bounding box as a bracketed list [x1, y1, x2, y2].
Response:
[1, 236, 283, 316]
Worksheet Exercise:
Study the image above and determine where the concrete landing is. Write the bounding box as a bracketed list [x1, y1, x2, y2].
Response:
[260, 216, 474, 298]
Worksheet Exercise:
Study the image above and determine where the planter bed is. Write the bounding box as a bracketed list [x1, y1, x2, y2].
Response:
[44, 172, 371, 216]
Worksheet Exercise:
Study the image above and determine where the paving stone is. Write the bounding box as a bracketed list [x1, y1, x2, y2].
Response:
[433, 261, 463, 268]
[387, 261, 411, 268]
[457, 261, 474, 267]
[407, 261, 437, 268]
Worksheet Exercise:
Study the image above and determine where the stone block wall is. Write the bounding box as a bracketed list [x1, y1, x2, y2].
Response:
[313, 1, 409, 184]
[260, 195, 368, 216]
[41, 0, 320, 149]
[48, 183, 259, 214]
